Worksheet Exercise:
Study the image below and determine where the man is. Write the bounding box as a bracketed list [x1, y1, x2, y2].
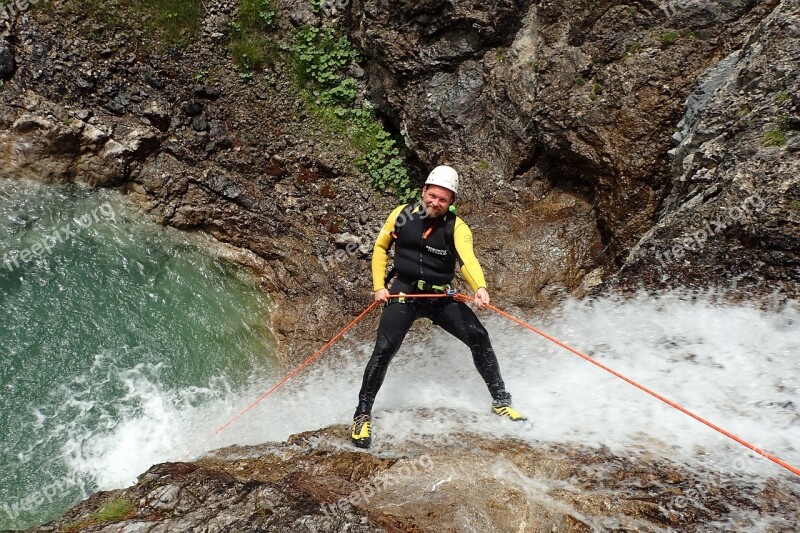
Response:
[351, 165, 526, 449]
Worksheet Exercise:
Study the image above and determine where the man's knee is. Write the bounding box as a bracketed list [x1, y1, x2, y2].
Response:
[467, 321, 491, 348]
[374, 328, 407, 355]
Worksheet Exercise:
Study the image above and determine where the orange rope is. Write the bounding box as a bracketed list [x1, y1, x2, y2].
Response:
[453, 293, 800, 477]
[181, 294, 455, 459]
[182, 300, 380, 460]
[183, 290, 799, 478]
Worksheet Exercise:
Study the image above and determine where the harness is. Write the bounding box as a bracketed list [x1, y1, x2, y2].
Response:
[393, 280, 459, 304]
[384, 203, 461, 300]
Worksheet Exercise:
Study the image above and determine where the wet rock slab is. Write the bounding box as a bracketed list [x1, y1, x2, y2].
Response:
[28, 423, 800, 532]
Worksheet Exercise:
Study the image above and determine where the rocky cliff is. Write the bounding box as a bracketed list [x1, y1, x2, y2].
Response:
[342, 0, 797, 301]
[1, 0, 391, 360]
[2, 0, 795, 364]
[2, 0, 799, 530]
[23, 423, 800, 532]
[616, 0, 800, 293]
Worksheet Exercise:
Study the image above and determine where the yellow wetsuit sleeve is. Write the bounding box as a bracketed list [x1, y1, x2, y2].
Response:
[453, 217, 487, 292]
[371, 204, 406, 292]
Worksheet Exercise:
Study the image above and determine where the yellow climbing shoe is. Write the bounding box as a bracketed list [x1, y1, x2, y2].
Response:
[492, 405, 528, 422]
[351, 414, 372, 448]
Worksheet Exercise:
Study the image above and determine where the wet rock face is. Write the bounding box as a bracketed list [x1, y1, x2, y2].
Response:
[0, 42, 13, 76]
[31, 460, 384, 532]
[0, 2, 390, 361]
[345, 0, 785, 297]
[0, 0, 796, 368]
[29, 424, 800, 532]
[615, 0, 800, 296]
[0, 95, 158, 186]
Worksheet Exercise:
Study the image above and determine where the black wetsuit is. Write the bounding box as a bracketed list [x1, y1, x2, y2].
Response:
[355, 204, 512, 416]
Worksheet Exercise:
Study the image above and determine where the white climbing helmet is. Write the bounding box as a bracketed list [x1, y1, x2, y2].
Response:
[424, 165, 459, 195]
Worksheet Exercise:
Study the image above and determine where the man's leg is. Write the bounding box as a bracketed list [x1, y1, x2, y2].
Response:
[432, 300, 512, 406]
[355, 302, 418, 416]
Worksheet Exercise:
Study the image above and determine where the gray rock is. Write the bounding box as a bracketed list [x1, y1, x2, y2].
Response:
[183, 100, 203, 116]
[81, 123, 109, 144]
[105, 92, 130, 114]
[143, 101, 170, 132]
[124, 128, 160, 159]
[141, 67, 165, 89]
[616, 0, 800, 294]
[0, 42, 13, 76]
[285, 0, 317, 27]
[103, 139, 128, 159]
[27, 425, 800, 533]
[208, 119, 225, 138]
[12, 114, 53, 133]
[74, 72, 96, 92]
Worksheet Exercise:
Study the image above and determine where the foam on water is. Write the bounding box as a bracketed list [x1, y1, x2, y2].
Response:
[64, 291, 799, 493]
[29, 289, 796, 533]
[0, 180, 274, 529]
[3, 181, 798, 529]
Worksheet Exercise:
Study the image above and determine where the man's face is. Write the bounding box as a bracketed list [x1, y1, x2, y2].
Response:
[422, 185, 453, 218]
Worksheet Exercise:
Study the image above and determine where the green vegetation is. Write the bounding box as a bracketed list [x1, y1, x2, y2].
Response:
[62, 0, 203, 47]
[789, 200, 800, 211]
[292, 25, 415, 200]
[589, 82, 603, 100]
[148, 0, 202, 45]
[229, 0, 279, 71]
[496, 47, 507, 63]
[57, 0, 414, 199]
[355, 118, 413, 199]
[231, 36, 267, 71]
[238, 0, 278, 31]
[63, 497, 135, 532]
[660, 30, 680, 46]
[761, 129, 787, 147]
[624, 42, 643, 58]
[294, 26, 359, 104]
[775, 91, 789, 103]
[66, 0, 274, 64]
[576, 77, 587, 86]
[91, 498, 136, 522]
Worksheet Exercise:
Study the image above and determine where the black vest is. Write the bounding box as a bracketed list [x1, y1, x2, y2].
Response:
[393, 203, 457, 286]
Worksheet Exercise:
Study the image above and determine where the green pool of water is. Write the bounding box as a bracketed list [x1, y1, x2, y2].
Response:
[0, 179, 276, 530]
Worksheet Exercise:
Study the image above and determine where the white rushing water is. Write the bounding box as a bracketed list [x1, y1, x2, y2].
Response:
[6, 179, 794, 530]
[0, 180, 276, 529]
[63, 290, 799, 491]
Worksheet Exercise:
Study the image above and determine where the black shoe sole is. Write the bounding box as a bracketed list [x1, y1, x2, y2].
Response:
[352, 438, 371, 449]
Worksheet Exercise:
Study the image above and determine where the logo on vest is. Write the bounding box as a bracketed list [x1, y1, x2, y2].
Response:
[425, 245, 447, 256]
